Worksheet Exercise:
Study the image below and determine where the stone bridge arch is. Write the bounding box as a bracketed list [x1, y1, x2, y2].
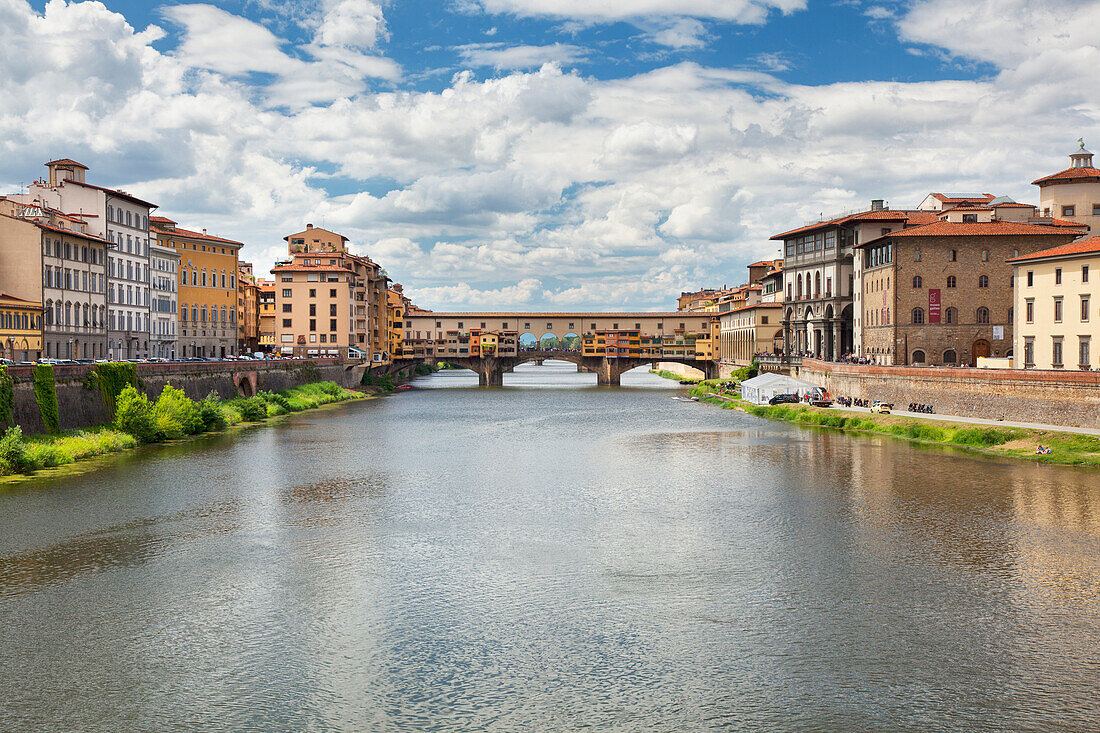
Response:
[234, 371, 257, 397]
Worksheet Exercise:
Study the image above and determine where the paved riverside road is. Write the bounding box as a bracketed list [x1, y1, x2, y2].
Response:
[828, 404, 1100, 436]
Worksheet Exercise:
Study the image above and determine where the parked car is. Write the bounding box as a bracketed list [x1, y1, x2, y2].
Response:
[768, 393, 800, 405]
[870, 401, 892, 414]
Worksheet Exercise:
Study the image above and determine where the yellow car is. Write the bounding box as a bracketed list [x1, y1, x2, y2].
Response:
[870, 401, 892, 414]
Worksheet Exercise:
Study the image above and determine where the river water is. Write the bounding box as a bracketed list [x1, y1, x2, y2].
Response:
[1, 361, 1098, 731]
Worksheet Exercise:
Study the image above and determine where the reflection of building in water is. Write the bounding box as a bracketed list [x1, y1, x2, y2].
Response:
[1008, 469, 1100, 614]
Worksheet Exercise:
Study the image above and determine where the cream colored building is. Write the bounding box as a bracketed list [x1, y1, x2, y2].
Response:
[720, 302, 784, 366]
[1011, 235, 1100, 370]
[273, 225, 390, 361]
[1032, 143, 1100, 234]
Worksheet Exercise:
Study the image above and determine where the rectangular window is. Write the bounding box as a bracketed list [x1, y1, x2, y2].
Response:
[330, 288, 337, 297]
[1082, 296, 1091, 322]
[309, 304, 316, 316]
[282, 304, 292, 313]
[1052, 337, 1064, 368]
[282, 289, 292, 297]
[1062, 205, 1075, 217]
[1025, 299, 1034, 323]
[330, 318, 337, 331]
[1054, 298, 1063, 322]
[282, 318, 292, 327]
[1084, 265, 1090, 283]
[1055, 267, 1062, 284]
[281, 275, 292, 282]
[330, 304, 337, 316]
[281, 334, 293, 343]
[1081, 337, 1091, 369]
[309, 318, 317, 331]
[949, 249, 957, 262]
[1024, 337, 1034, 367]
[1027, 270, 1033, 287]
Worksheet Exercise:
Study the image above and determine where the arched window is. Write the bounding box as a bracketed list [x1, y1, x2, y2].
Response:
[814, 272, 821, 298]
[976, 307, 990, 324]
[913, 275, 922, 288]
[107, 205, 113, 221]
[912, 350, 926, 363]
[978, 275, 989, 288]
[912, 307, 925, 324]
[44, 300, 52, 326]
[943, 349, 957, 364]
[797, 274, 803, 299]
[945, 307, 957, 324]
[946, 276, 957, 288]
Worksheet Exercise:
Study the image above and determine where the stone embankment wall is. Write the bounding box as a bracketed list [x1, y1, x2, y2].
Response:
[7, 360, 363, 434]
[796, 359, 1100, 429]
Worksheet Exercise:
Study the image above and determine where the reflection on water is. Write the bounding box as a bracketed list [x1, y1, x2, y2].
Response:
[1, 361, 1098, 731]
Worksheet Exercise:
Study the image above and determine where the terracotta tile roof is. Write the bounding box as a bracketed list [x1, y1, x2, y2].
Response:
[0, 293, 43, 306]
[1007, 236, 1100, 262]
[35, 222, 112, 245]
[991, 202, 1035, 208]
[1031, 166, 1100, 185]
[63, 179, 157, 209]
[151, 223, 242, 246]
[947, 205, 992, 212]
[270, 264, 355, 273]
[46, 158, 88, 169]
[770, 208, 915, 240]
[861, 220, 1084, 244]
[1046, 217, 1089, 228]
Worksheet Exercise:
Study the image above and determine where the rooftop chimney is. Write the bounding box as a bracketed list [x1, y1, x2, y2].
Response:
[871, 199, 885, 211]
[306, 223, 314, 229]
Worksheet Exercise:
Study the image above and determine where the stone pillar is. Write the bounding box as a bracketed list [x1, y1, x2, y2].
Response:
[596, 358, 621, 386]
[477, 357, 504, 387]
[704, 361, 720, 380]
[832, 319, 841, 361]
[782, 320, 790, 356]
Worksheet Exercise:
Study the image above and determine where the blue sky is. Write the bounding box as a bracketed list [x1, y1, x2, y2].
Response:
[3, 0, 1098, 309]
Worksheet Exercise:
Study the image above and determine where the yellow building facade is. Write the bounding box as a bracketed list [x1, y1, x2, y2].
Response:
[0, 294, 43, 362]
[1012, 235, 1100, 370]
[151, 217, 242, 358]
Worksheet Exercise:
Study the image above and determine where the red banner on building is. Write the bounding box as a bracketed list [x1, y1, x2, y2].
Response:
[928, 288, 941, 323]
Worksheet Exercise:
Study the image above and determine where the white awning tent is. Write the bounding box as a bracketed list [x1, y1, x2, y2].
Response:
[739, 373, 820, 405]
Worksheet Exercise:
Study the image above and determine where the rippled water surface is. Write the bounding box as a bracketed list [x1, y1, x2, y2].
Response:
[2, 362, 1099, 731]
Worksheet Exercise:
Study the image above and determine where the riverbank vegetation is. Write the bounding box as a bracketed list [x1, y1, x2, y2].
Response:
[688, 387, 1100, 466]
[650, 369, 699, 382]
[0, 381, 363, 477]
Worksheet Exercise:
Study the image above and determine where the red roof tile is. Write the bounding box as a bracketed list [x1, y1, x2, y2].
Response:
[1031, 166, 1100, 185]
[62, 179, 157, 209]
[863, 220, 1083, 243]
[930, 193, 994, 203]
[46, 158, 88, 169]
[151, 224, 242, 246]
[991, 202, 1035, 208]
[1007, 236, 1100, 262]
[270, 264, 355, 273]
[770, 209, 916, 240]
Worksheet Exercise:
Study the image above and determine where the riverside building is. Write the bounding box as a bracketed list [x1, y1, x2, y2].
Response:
[151, 217, 242, 358]
[0, 198, 108, 360]
[0, 294, 43, 362]
[1032, 142, 1100, 234]
[854, 207, 1084, 366]
[1010, 235, 1100, 370]
[149, 238, 179, 359]
[272, 225, 390, 361]
[10, 159, 154, 359]
[773, 200, 938, 360]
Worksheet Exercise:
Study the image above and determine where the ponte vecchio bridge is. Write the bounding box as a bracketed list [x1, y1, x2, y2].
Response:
[398, 312, 720, 386]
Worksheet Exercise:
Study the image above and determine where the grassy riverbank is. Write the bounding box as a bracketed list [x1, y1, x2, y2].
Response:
[688, 384, 1100, 467]
[1, 381, 364, 478]
[650, 369, 699, 382]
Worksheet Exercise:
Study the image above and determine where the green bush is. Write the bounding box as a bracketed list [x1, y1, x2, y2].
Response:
[0, 426, 32, 475]
[114, 385, 158, 442]
[235, 396, 268, 422]
[32, 364, 59, 434]
[152, 384, 203, 439]
[198, 393, 228, 431]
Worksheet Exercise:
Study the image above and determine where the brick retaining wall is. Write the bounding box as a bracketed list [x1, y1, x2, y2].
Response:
[796, 359, 1100, 428]
[6, 360, 364, 433]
